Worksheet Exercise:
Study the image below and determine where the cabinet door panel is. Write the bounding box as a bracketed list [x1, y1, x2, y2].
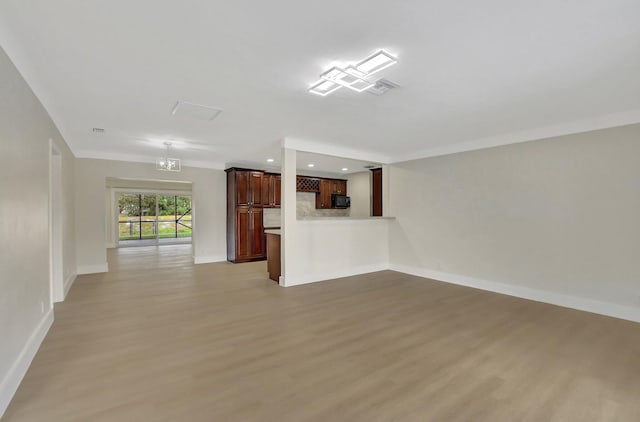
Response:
[261, 175, 271, 206]
[316, 180, 332, 209]
[250, 172, 263, 205]
[235, 171, 251, 205]
[274, 176, 281, 207]
[236, 208, 252, 259]
[251, 209, 265, 257]
[372, 168, 382, 216]
[331, 180, 346, 194]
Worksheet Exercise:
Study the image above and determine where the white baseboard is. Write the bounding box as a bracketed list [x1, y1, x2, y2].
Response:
[283, 263, 390, 287]
[390, 264, 640, 324]
[194, 255, 227, 264]
[63, 273, 77, 298]
[0, 308, 54, 418]
[77, 263, 108, 274]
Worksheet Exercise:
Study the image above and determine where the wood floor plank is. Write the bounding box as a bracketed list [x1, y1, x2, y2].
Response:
[4, 244, 640, 421]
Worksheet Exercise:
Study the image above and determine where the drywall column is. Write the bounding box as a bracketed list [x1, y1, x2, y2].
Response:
[280, 146, 297, 286]
[382, 164, 391, 217]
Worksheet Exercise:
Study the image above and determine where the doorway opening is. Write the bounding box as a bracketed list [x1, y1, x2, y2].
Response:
[117, 192, 193, 247]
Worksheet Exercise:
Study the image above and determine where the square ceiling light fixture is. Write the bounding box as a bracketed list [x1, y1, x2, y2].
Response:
[355, 50, 398, 75]
[308, 79, 342, 96]
[308, 49, 398, 96]
[320, 66, 374, 92]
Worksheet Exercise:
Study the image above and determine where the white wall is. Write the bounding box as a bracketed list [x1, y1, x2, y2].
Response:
[75, 158, 226, 272]
[347, 171, 371, 218]
[388, 123, 640, 322]
[281, 147, 389, 286]
[0, 46, 75, 416]
[284, 219, 390, 286]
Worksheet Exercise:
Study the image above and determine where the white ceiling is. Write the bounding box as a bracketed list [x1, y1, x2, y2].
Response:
[228, 151, 379, 177]
[1, 0, 640, 171]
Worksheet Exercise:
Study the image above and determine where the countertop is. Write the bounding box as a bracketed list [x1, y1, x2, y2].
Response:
[264, 229, 281, 235]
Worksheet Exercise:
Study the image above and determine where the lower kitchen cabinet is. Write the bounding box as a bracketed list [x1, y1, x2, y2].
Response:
[266, 232, 281, 282]
[233, 207, 265, 262]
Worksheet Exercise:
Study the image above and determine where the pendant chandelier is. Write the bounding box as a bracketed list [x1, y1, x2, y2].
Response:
[156, 142, 181, 172]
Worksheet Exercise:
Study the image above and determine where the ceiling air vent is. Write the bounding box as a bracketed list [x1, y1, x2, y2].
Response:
[92, 127, 105, 134]
[171, 101, 222, 121]
[367, 78, 400, 96]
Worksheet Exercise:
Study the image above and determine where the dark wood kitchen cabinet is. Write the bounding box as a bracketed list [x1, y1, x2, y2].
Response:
[273, 175, 281, 207]
[316, 178, 348, 209]
[227, 167, 346, 261]
[371, 168, 383, 216]
[226, 168, 267, 262]
[333, 180, 346, 195]
[316, 179, 333, 209]
[261, 173, 281, 207]
[234, 207, 264, 260]
[236, 170, 263, 206]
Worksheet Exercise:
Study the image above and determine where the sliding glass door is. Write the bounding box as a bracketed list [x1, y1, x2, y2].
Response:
[118, 192, 192, 246]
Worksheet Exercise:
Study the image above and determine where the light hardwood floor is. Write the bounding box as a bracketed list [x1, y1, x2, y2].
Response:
[4, 245, 640, 421]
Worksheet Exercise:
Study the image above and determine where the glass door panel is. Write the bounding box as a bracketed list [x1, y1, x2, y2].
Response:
[117, 192, 192, 245]
[140, 194, 157, 240]
[157, 194, 177, 239]
[118, 193, 141, 241]
[176, 195, 192, 239]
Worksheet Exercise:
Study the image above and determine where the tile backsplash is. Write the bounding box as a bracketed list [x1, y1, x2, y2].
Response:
[263, 208, 281, 228]
[297, 192, 349, 218]
[261, 193, 350, 226]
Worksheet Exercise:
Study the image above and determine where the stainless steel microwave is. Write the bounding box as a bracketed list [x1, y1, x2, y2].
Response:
[331, 194, 350, 209]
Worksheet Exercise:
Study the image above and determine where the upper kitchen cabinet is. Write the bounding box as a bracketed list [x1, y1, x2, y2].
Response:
[316, 179, 332, 209]
[316, 178, 347, 209]
[332, 180, 346, 195]
[235, 170, 263, 206]
[261, 173, 281, 208]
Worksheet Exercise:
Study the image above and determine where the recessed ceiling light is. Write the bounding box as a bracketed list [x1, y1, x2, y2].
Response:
[266, 158, 275, 163]
[342, 168, 348, 171]
[307, 163, 315, 168]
